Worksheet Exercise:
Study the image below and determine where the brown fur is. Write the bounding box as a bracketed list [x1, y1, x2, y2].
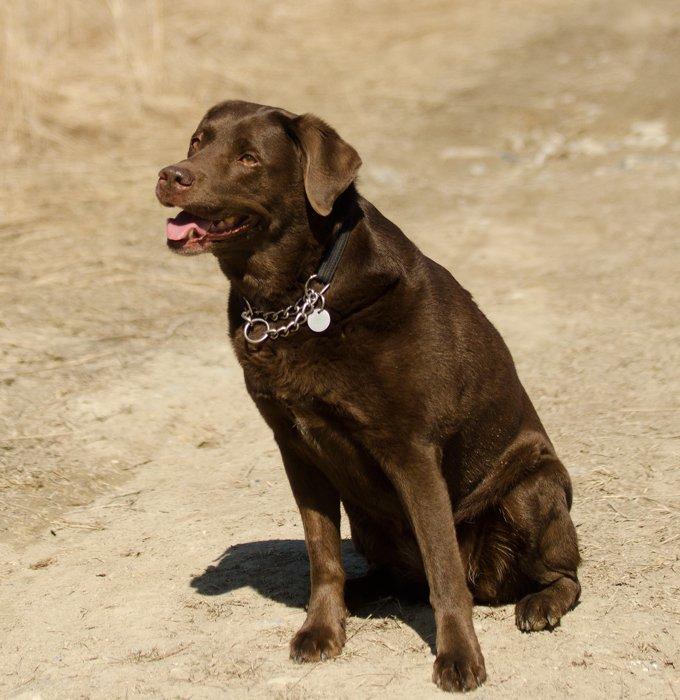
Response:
[156, 100, 581, 692]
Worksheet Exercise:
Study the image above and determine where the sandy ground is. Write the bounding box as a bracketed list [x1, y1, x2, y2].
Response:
[1, 0, 679, 697]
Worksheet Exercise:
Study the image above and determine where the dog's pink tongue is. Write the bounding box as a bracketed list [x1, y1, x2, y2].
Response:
[166, 211, 211, 240]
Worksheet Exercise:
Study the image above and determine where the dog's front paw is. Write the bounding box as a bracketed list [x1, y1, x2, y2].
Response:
[290, 622, 346, 662]
[432, 650, 487, 692]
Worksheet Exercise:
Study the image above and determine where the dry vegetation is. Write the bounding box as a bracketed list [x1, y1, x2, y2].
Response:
[1, 1, 679, 698]
[3, 1, 176, 155]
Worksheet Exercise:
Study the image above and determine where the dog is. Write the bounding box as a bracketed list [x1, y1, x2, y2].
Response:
[156, 100, 580, 692]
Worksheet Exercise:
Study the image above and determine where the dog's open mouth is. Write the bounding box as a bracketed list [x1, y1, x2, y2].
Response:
[166, 210, 257, 253]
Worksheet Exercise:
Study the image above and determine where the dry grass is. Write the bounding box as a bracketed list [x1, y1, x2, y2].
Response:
[0, 0, 138, 154]
[125, 643, 192, 664]
[1, 0, 170, 157]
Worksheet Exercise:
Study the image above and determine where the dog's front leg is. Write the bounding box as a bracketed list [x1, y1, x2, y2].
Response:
[278, 443, 346, 662]
[383, 443, 486, 692]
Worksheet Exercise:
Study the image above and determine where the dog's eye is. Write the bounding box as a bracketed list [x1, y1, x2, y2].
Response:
[238, 153, 258, 166]
[189, 135, 202, 152]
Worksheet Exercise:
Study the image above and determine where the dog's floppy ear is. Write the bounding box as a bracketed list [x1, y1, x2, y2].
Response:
[292, 114, 362, 216]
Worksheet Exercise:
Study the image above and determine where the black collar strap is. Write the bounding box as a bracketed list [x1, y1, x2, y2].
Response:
[316, 220, 352, 285]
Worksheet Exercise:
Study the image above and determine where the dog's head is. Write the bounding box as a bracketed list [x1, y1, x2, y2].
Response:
[156, 100, 361, 256]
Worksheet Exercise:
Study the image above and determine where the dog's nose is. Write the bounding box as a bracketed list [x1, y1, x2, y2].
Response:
[158, 165, 195, 189]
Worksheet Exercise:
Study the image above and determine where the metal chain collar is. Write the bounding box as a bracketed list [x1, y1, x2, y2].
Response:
[241, 275, 330, 344]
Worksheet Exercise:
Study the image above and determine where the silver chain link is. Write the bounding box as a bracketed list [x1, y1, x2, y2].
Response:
[241, 275, 330, 344]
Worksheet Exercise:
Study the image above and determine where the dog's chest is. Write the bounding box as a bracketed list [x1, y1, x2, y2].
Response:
[234, 334, 369, 452]
[235, 334, 339, 403]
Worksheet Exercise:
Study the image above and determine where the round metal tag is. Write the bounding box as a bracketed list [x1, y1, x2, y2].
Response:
[307, 309, 331, 333]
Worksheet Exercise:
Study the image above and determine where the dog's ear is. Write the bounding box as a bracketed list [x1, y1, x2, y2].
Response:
[291, 114, 362, 216]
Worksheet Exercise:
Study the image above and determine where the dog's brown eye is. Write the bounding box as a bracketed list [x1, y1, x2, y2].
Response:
[189, 135, 202, 152]
[238, 153, 258, 166]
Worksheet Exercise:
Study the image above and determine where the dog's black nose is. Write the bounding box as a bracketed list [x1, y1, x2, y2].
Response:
[158, 165, 195, 189]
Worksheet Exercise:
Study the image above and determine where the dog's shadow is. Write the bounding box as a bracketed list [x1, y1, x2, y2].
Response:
[190, 538, 436, 653]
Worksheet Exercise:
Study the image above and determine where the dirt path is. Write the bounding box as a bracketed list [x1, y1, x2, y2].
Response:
[1, 1, 679, 697]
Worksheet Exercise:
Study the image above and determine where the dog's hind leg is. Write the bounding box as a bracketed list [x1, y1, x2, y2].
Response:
[510, 457, 581, 632]
[344, 502, 428, 611]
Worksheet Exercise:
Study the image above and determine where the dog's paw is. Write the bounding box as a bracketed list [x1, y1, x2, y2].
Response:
[432, 650, 487, 692]
[289, 623, 345, 662]
[515, 591, 562, 632]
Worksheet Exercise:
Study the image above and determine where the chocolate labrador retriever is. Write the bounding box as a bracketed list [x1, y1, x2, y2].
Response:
[156, 100, 580, 692]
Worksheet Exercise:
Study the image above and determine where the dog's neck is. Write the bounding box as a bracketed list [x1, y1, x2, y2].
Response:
[216, 188, 361, 310]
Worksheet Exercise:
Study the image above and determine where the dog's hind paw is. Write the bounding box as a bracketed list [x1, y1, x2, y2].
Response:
[515, 591, 562, 632]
